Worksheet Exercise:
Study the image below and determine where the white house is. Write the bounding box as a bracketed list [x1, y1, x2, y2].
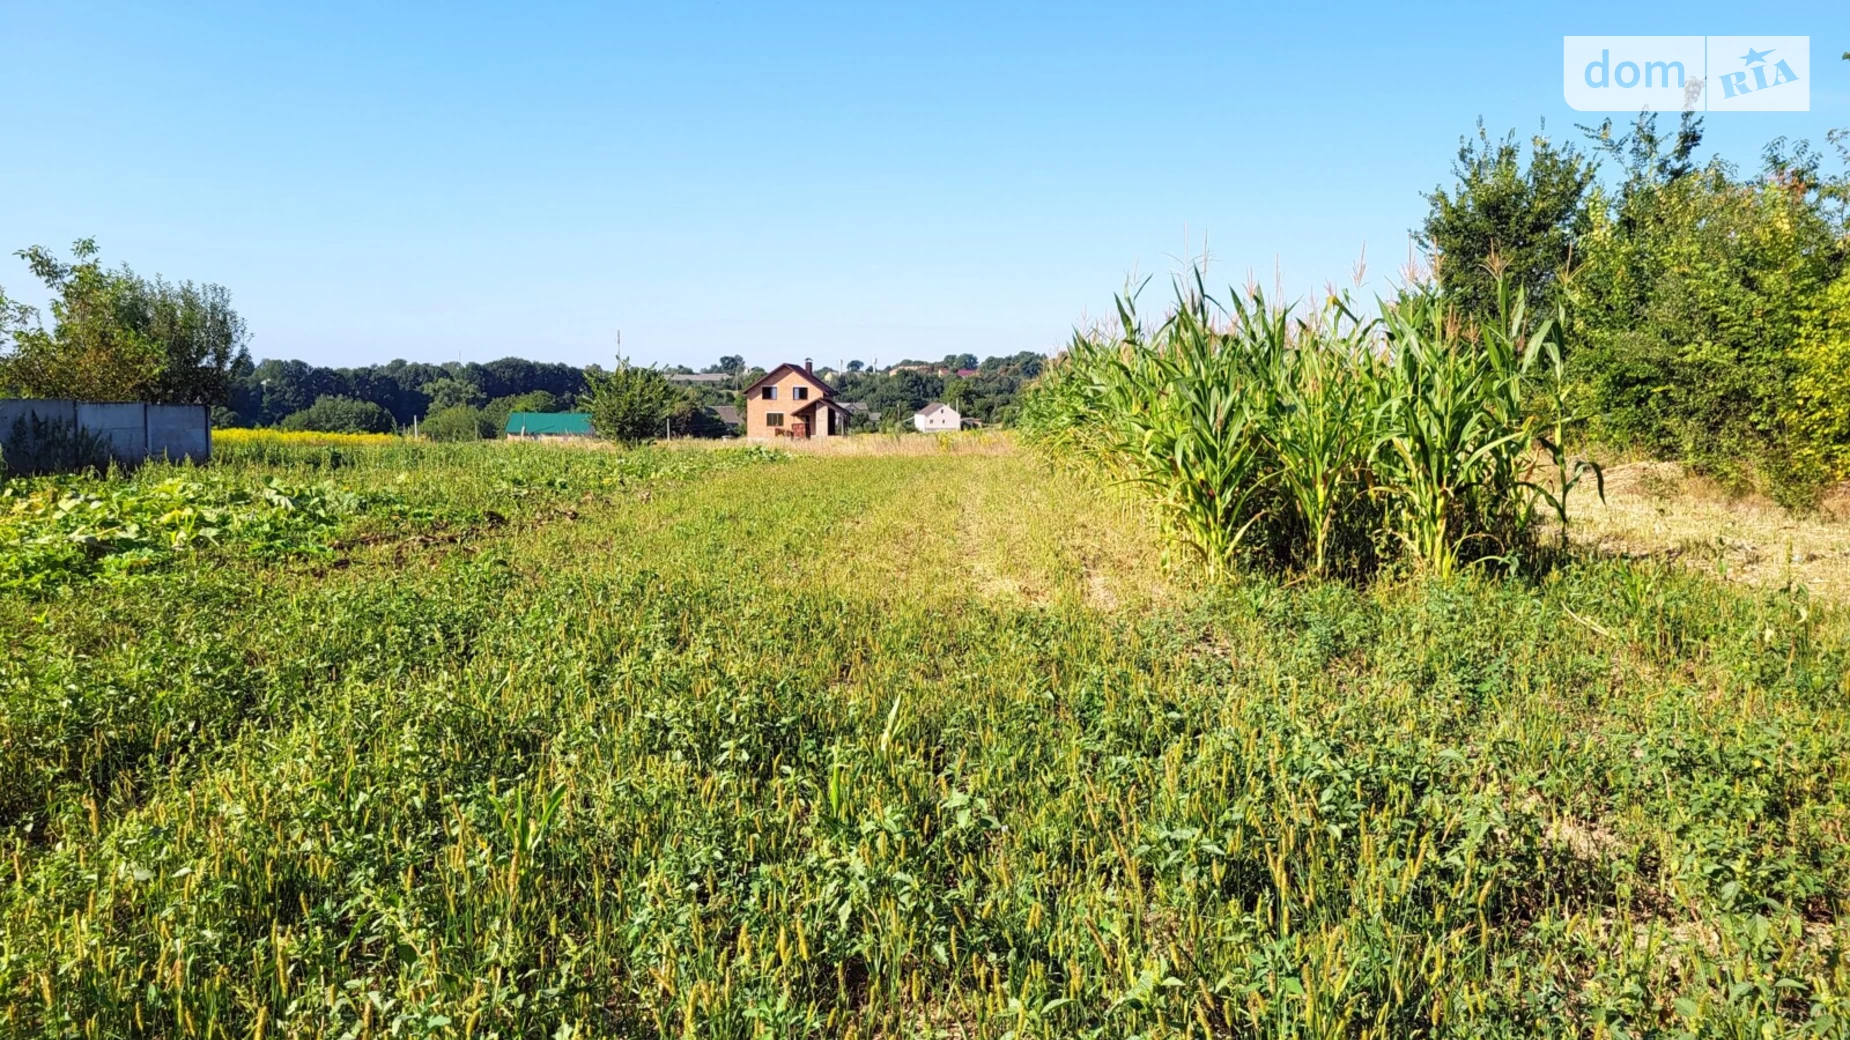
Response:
[913, 402, 961, 432]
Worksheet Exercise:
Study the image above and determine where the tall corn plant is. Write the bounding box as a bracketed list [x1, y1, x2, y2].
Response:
[1018, 266, 1586, 581]
[1016, 326, 1126, 478]
[1092, 281, 1274, 577]
[1249, 294, 1384, 577]
[1373, 282, 1545, 577]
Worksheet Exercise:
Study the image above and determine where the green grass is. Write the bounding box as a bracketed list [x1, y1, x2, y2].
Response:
[1, 440, 1846, 1037]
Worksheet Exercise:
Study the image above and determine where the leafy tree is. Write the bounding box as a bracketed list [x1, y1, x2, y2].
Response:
[1420, 123, 1598, 319]
[823, 351, 1048, 426]
[279, 395, 393, 434]
[671, 397, 731, 437]
[1785, 268, 1850, 484]
[421, 376, 485, 411]
[482, 390, 562, 437]
[422, 404, 494, 442]
[583, 360, 676, 444]
[861, 369, 943, 417]
[237, 359, 327, 426]
[509, 389, 562, 413]
[941, 378, 974, 410]
[1565, 113, 1848, 502]
[469, 357, 585, 406]
[0, 239, 250, 404]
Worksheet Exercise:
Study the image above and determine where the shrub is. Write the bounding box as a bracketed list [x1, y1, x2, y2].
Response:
[1783, 269, 1850, 488]
[421, 404, 494, 442]
[1428, 115, 1850, 502]
[278, 395, 393, 434]
[1420, 122, 1597, 319]
[0, 238, 250, 406]
[1566, 163, 1843, 493]
[583, 361, 676, 445]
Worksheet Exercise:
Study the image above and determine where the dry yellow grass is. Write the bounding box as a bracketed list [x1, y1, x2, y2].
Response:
[763, 447, 1178, 613]
[1569, 460, 1850, 600]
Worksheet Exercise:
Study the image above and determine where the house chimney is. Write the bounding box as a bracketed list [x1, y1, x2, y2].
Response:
[804, 358, 813, 374]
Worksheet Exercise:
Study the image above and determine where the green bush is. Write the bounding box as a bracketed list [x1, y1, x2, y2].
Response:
[0, 238, 250, 406]
[1424, 114, 1850, 504]
[1566, 160, 1843, 496]
[278, 394, 394, 434]
[1786, 269, 1850, 484]
[583, 361, 676, 444]
[1420, 122, 1596, 318]
[421, 403, 494, 442]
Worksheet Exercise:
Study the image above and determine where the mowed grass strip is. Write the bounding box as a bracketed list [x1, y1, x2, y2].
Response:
[1, 441, 1846, 1038]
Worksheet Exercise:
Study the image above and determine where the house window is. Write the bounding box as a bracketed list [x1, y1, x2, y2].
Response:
[762, 386, 777, 400]
[766, 412, 784, 427]
[792, 386, 809, 400]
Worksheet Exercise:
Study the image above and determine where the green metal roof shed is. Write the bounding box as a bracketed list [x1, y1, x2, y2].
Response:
[506, 412, 595, 437]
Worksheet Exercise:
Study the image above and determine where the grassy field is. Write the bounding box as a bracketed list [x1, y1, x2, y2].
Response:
[2, 436, 1847, 1037]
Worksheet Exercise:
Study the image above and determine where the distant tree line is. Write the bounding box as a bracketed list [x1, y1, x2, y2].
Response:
[1, 242, 1052, 442]
[828, 351, 1044, 427]
[661, 351, 1047, 429]
[229, 356, 589, 431]
[217, 356, 592, 441]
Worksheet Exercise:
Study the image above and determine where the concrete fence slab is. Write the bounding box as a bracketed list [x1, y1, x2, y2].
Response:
[0, 399, 78, 434]
[76, 402, 150, 460]
[147, 404, 211, 462]
[1, 399, 211, 471]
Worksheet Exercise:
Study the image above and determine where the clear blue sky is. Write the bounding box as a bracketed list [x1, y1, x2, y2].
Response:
[3, 2, 1846, 370]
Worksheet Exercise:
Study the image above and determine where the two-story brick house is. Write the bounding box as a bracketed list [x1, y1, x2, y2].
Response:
[743, 359, 851, 440]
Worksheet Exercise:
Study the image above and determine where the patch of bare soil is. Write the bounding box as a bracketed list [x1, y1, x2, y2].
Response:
[1569, 461, 1850, 601]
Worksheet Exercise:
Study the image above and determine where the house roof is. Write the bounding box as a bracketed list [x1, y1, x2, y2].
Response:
[506, 411, 594, 436]
[667, 372, 730, 384]
[743, 363, 835, 399]
[792, 398, 852, 417]
[710, 405, 741, 426]
[914, 402, 958, 418]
